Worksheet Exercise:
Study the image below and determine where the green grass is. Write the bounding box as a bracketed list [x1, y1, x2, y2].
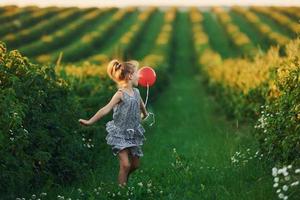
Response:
[253, 11, 295, 39]
[17, 11, 277, 200]
[23, 9, 117, 57]
[139, 12, 274, 199]
[93, 11, 140, 57]
[131, 10, 165, 60]
[202, 11, 241, 59]
[229, 11, 270, 52]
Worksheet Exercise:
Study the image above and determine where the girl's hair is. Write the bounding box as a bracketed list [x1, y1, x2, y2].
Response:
[107, 59, 139, 84]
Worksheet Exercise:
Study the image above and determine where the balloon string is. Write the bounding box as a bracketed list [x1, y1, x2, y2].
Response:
[143, 83, 155, 127]
[145, 83, 149, 108]
[149, 112, 155, 127]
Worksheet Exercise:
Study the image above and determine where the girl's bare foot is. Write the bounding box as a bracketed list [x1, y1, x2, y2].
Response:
[118, 182, 127, 188]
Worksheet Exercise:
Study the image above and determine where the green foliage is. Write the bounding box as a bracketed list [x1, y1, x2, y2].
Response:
[0, 41, 93, 198]
[254, 63, 300, 164]
[200, 79, 265, 124]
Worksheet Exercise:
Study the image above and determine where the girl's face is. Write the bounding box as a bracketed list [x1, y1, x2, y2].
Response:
[129, 69, 139, 86]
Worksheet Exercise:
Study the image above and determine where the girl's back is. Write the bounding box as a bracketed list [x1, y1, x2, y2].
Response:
[112, 87, 142, 129]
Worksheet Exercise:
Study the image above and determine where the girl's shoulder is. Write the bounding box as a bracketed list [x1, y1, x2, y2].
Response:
[118, 87, 139, 94]
[116, 87, 139, 100]
[133, 87, 141, 99]
[133, 87, 140, 94]
[115, 89, 125, 101]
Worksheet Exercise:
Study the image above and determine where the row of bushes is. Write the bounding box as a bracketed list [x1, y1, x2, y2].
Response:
[199, 38, 300, 165]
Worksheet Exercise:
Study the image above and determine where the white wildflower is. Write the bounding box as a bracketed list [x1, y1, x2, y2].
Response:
[276, 189, 281, 193]
[138, 182, 143, 187]
[295, 169, 300, 173]
[272, 167, 278, 177]
[278, 193, 284, 199]
[291, 181, 299, 187]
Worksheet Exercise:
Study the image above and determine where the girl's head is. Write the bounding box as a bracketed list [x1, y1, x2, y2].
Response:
[107, 59, 140, 87]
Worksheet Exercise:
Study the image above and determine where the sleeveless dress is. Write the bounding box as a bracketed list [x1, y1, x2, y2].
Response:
[105, 87, 147, 157]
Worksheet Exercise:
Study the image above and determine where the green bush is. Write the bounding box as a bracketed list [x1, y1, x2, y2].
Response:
[254, 60, 300, 164]
[0, 41, 94, 198]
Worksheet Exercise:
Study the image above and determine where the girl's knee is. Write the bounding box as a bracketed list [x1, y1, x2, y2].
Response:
[118, 148, 131, 170]
[120, 161, 131, 171]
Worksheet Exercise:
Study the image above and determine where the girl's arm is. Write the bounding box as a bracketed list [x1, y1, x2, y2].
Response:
[140, 97, 148, 120]
[79, 91, 122, 126]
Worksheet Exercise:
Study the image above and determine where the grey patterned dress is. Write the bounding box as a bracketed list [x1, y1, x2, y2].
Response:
[105, 87, 146, 157]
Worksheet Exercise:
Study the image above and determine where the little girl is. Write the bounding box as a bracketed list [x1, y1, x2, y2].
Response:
[78, 59, 149, 187]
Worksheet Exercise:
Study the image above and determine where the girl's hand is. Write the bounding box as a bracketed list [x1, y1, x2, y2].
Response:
[144, 113, 149, 120]
[141, 112, 149, 120]
[78, 119, 91, 126]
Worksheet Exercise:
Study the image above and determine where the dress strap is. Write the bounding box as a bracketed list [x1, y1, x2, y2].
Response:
[118, 88, 127, 94]
[118, 88, 135, 98]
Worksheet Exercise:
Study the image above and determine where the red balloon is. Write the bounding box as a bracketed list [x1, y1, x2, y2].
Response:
[138, 66, 156, 87]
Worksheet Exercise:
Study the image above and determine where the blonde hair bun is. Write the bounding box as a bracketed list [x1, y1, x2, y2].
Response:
[107, 59, 139, 84]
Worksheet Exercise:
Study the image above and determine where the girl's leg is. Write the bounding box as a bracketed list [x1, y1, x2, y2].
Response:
[127, 153, 140, 181]
[118, 148, 131, 187]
